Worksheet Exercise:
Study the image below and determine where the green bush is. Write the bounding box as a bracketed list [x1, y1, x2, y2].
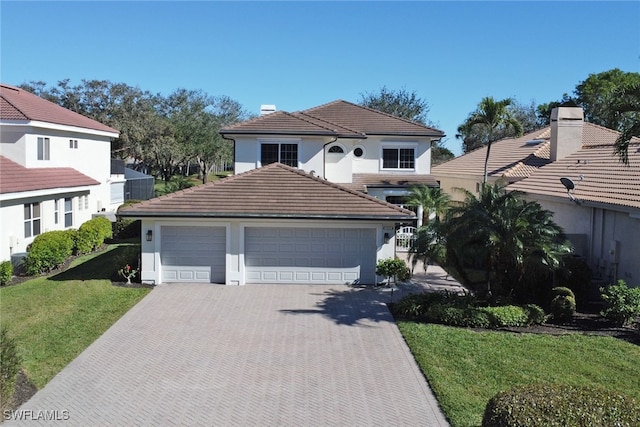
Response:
[550, 295, 576, 321]
[376, 258, 410, 284]
[557, 256, 592, 310]
[482, 306, 530, 328]
[0, 326, 22, 412]
[114, 200, 142, 239]
[551, 286, 576, 300]
[600, 280, 640, 327]
[482, 384, 640, 427]
[24, 230, 75, 275]
[75, 217, 113, 255]
[521, 304, 547, 325]
[0, 260, 13, 286]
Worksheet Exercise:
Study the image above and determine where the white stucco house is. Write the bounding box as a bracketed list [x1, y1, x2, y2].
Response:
[221, 100, 445, 210]
[0, 83, 122, 263]
[119, 163, 415, 285]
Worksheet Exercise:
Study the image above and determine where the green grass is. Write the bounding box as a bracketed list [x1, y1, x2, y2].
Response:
[398, 321, 640, 427]
[0, 245, 151, 389]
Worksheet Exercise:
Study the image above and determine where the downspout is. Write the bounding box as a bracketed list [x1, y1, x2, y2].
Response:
[322, 137, 338, 179]
[220, 134, 236, 172]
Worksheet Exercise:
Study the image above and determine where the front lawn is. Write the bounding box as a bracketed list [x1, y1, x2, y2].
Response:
[1, 244, 151, 389]
[398, 321, 640, 427]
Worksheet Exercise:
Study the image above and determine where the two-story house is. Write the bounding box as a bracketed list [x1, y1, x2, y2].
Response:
[0, 83, 122, 264]
[222, 100, 445, 206]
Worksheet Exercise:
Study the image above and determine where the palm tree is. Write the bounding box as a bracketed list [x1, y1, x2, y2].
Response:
[443, 183, 571, 301]
[405, 185, 451, 226]
[464, 97, 524, 185]
[611, 82, 640, 165]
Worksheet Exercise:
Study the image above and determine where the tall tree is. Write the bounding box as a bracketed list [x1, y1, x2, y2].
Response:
[405, 185, 451, 225]
[457, 97, 523, 184]
[609, 81, 640, 165]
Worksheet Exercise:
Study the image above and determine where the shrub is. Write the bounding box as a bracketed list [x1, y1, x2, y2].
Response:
[114, 200, 142, 239]
[0, 326, 22, 412]
[557, 256, 592, 310]
[482, 306, 530, 328]
[482, 384, 640, 427]
[551, 286, 575, 300]
[376, 258, 410, 284]
[75, 217, 112, 254]
[600, 280, 640, 327]
[521, 304, 547, 325]
[0, 261, 13, 286]
[24, 230, 75, 275]
[550, 295, 576, 321]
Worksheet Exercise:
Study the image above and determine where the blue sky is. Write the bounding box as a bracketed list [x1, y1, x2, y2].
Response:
[2, 1, 638, 156]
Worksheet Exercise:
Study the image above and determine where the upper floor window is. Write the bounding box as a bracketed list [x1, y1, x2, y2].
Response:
[261, 143, 298, 167]
[328, 145, 344, 154]
[382, 148, 415, 169]
[54, 199, 59, 224]
[37, 137, 50, 160]
[69, 139, 78, 149]
[24, 202, 41, 238]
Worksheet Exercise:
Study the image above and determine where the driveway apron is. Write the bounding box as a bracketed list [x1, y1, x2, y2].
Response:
[7, 284, 449, 426]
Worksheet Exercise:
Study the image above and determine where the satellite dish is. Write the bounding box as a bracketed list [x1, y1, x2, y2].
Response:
[560, 177, 575, 191]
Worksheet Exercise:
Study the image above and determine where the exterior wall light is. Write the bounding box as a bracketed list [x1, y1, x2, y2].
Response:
[384, 232, 391, 244]
[146, 230, 153, 242]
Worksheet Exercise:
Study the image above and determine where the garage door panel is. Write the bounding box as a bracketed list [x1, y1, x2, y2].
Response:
[245, 227, 376, 284]
[161, 226, 225, 283]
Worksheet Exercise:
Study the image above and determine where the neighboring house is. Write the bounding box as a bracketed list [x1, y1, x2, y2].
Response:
[509, 135, 640, 288]
[432, 107, 601, 202]
[0, 83, 121, 262]
[220, 100, 444, 206]
[118, 163, 414, 285]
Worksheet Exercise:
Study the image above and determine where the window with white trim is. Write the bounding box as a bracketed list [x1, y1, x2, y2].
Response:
[261, 143, 298, 167]
[24, 202, 41, 238]
[328, 145, 344, 153]
[69, 139, 78, 149]
[64, 197, 73, 228]
[37, 137, 50, 160]
[382, 148, 415, 169]
[54, 199, 59, 224]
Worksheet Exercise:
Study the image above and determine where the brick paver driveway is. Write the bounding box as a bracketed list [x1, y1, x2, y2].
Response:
[8, 284, 449, 426]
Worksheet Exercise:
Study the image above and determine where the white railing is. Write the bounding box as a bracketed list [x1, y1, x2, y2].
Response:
[395, 226, 416, 250]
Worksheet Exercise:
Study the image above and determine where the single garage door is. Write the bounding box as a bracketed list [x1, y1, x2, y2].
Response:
[245, 227, 376, 284]
[161, 226, 226, 283]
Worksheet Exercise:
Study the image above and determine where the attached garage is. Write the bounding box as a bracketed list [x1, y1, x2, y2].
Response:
[119, 163, 415, 286]
[245, 227, 376, 284]
[160, 226, 226, 283]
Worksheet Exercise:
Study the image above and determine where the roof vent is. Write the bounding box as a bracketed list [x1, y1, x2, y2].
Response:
[525, 139, 545, 146]
[260, 104, 276, 116]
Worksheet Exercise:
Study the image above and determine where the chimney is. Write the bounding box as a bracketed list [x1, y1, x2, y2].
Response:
[550, 107, 584, 162]
[260, 104, 276, 116]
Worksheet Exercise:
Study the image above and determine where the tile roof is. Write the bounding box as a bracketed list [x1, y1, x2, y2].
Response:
[0, 156, 100, 195]
[432, 123, 631, 181]
[346, 173, 439, 192]
[119, 163, 415, 220]
[0, 84, 119, 134]
[509, 142, 640, 210]
[220, 100, 444, 138]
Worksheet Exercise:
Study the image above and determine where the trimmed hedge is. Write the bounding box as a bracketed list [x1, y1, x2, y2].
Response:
[0, 260, 13, 286]
[75, 217, 113, 255]
[482, 384, 640, 427]
[114, 200, 142, 239]
[24, 230, 76, 275]
[392, 293, 546, 328]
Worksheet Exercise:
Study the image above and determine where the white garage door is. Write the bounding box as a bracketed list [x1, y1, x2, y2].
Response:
[161, 226, 226, 283]
[245, 227, 376, 284]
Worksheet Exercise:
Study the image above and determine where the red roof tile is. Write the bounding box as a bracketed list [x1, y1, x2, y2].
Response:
[0, 84, 119, 134]
[221, 100, 444, 138]
[119, 163, 415, 220]
[347, 174, 439, 193]
[0, 156, 100, 194]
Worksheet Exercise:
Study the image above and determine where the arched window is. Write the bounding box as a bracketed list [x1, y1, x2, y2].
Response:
[328, 145, 344, 153]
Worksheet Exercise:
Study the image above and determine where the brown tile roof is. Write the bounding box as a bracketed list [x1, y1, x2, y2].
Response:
[220, 100, 444, 138]
[345, 174, 439, 192]
[509, 142, 640, 210]
[432, 128, 552, 179]
[119, 163, 415, 220]
[0, 84, 119, 134]
[0, 156, 100, 194]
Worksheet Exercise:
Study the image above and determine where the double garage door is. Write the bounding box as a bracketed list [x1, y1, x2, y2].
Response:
[160, 226, 376, 284]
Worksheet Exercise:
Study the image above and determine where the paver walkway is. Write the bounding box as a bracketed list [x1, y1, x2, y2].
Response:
[6, 284, 449, 426]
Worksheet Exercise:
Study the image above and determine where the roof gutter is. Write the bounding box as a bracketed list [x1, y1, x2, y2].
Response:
[117, 211, 415, 221]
